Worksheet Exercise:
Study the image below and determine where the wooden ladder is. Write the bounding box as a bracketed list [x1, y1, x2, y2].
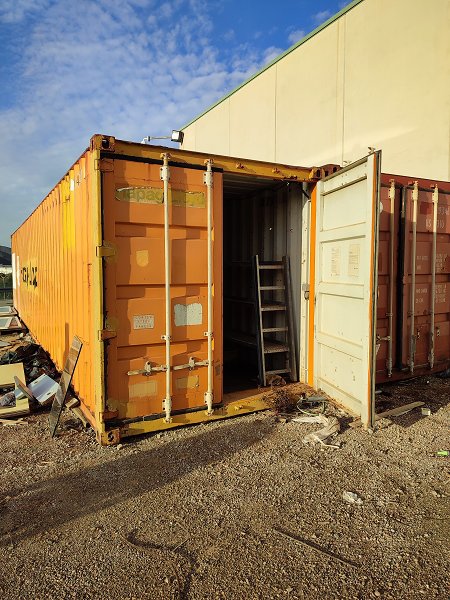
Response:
[253, 255, 298, 386]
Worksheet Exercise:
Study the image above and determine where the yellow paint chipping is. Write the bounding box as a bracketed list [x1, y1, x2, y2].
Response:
[136, 249, 149, 267]
[175, 375, 199, 390]
[129, 380, 158, 399]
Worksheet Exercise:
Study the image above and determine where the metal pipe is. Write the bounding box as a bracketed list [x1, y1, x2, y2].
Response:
[303, 193, 311, 382]
[160, 153, 172, 422]
[409, 182, 418, 373]
[429, 185, 438, 368]
[396, 186, 407, 369]
[387, 180, 395, 377]
[204, 159, 214, 414]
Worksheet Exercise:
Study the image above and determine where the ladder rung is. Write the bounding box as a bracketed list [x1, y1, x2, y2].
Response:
[266, 369, 290, 376]
[260, 286, 285, 291]
[263, 341, 289, 354]
[259, 264, 284, 270]
[261, 303, 286, 311]
[262, 327, 288, 333]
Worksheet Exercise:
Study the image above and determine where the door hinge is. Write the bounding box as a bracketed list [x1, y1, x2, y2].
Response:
[99, 329, 117, 340]
[96, 244, 116, 258]
[94, 158, 114, 173]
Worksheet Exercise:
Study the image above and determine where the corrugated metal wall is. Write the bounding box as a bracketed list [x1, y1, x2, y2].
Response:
[376, 175, 450, 382]
[12, 152, 97, 417]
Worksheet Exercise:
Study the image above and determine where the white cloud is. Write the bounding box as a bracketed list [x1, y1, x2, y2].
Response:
[223, 29, 235, 42]
[287, 29, 305, 45]
[262, 46, 283, 65]
[0, 0, 51, 23]
[0, 0, 277, 244]
[312, 9, 332, 24]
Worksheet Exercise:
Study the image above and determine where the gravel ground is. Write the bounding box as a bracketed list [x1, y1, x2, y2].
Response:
[0, 376, 449, 599]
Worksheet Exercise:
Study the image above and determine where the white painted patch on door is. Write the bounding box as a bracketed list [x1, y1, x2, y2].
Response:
[174, 303, 203, 326]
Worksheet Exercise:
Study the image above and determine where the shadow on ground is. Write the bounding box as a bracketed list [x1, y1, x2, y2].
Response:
[0, 418, 273, 546]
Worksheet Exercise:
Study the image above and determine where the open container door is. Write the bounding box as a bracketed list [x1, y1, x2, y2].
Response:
[312, 152, 381, 428]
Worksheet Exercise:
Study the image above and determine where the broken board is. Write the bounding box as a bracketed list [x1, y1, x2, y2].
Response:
[49, 336, 83, 437]
[349, 401, 425, 428]
[0, 397, 30, 418]
[0, 316, 23, 332]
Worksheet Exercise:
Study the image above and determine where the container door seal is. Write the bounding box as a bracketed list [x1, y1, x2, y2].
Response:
[313, 152, 381, 428]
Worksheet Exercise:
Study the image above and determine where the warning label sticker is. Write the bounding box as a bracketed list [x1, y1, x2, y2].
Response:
[348, 244, 360, 278]
[133, 314, 155, 330]
[331, 246, 341, 276]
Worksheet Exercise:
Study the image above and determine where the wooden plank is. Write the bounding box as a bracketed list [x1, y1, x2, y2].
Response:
[350, 401, 425, 428]
[66, 397, 80, 409]
[0, 363, 25, 387]
[0, 397, 30, 418]
[0, 417, 28, 426]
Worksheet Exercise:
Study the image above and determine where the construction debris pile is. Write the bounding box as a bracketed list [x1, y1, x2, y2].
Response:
[0, 306, 25, 335]
[0, 334, 84, 434]
[0, 339, 58, 420]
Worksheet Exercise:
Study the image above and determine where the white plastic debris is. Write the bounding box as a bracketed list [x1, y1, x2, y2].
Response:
[292, 414, 326, 424]
[300, 414, 340, 446]
[15, 373, 59, 406]
[29, 374, 59, 406]
[342, 491, 363, 505]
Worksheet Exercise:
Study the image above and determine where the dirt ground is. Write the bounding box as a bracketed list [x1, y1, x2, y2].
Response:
[0, 371, 449, 600]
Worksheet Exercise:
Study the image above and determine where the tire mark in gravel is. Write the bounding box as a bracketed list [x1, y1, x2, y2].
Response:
[122, 528, 197, 600]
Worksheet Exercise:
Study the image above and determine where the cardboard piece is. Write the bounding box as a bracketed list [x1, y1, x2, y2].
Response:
[0, 363, 25, 387]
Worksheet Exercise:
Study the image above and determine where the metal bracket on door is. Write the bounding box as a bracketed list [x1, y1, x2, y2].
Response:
[173, 357, 209, 372]
[127, 361, 167, 376]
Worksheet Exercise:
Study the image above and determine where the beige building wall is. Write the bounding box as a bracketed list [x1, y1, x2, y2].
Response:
[182, 0, 450, 180]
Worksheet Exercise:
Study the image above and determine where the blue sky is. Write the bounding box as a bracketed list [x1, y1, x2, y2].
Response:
[0, 0, 347, 246]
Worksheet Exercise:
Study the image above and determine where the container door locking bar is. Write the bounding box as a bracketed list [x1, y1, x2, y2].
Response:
[386, 180, 395, 377]
[203, 159, 214, 415]
[408, 182, 418, 373]
[127, 361, 167, 376]
[173, 357, 209, 371]
[429, 185, 438, 369]
[161, 153, 172, 421]
[128, 357, 209, 378]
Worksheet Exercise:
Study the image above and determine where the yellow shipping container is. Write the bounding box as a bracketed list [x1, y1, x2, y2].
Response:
[12, 135, 318, 443]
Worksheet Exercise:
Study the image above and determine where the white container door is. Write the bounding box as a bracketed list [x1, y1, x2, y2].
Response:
[313, 153, 381, 428]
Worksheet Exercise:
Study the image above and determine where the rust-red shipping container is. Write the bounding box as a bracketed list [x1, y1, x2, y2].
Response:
[375, 175, 450, 383]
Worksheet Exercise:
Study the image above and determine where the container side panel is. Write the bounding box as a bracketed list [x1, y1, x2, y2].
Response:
[11, 152, 96, 414]
[102, 158, 223, 420]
